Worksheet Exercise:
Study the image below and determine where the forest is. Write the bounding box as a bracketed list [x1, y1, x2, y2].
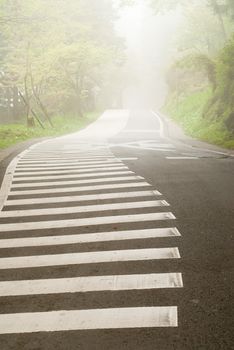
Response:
[151, 0, 234, 148]
[0, 0, 127, 147]
[0, 0, 234, 148]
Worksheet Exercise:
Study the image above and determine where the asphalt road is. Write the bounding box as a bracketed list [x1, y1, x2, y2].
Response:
[0, 110, 233, 349]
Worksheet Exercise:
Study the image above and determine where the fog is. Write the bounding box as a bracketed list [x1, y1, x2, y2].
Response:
[116, 1, 181, 109]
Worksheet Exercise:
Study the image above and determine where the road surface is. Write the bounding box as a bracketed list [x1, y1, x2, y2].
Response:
[0, 110, 233, 349]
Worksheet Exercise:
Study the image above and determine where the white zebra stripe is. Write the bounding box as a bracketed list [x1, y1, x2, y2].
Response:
[16, 162, 122, 175]
[0, 227, 181, 249]
[14, 166, 126, 176]
[0, 273, 183, 296]
[0, 200, 169, 218]
[9, 182, 151, 196]
[0, 212, 176, 232]
[0, 247, 180, 269]
[11, 176, 144, 189]
[13, 170, 132, 182]
[0, 306, 178, 333]
[5, 190, 162, 206]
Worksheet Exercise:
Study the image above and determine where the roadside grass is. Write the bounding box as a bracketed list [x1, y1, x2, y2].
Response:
[163, 89, 234, 149]
[0, 112, 100, 150]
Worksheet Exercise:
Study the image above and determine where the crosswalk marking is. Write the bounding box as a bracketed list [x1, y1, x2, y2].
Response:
[5, 190, 162, 206]
[0, 307, 178, 334]
[0, 113, 184, 337]
[12, 170, 132, 182]
[18, 159, 117, 167]
[16, 162, 124, 175]
[0, 227, 181, 248]
[0, 212, 176, 232]
[0, 200, 169, 218]
[21, 156, 116, 161]
[20, 157, 117, 161]
[0, 273, 183, 296]
[0, 247, 180, 269]
[9, 182, 152, 196]
[14, 166, 127, 176]
[166, 157, 199, 160]
[11, 175, 144, 189]
[12, 167, 134, 183]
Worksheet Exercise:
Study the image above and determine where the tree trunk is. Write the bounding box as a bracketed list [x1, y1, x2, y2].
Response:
[24, 75, 35, 128]
[210, 0, 228, 40]
[30, 73, 54, 127]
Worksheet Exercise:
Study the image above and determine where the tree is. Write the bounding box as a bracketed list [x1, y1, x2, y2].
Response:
[0, 0, 126, 125]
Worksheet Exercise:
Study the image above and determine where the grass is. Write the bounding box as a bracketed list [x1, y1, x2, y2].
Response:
[163, 89, 234, 149]
[0, 112, 100, 150]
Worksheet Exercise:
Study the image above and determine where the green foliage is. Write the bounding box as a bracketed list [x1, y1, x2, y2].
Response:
[164, 88, 234, 148]
[0, 112, 99, 149]
[174, 54, 216, 90]
[158, 0, 234, 148]
[0, 0, 125, 124]
[204, 35, 234, 132]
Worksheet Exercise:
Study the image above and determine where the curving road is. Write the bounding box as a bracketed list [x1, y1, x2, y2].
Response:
[0, 110, 233, 349]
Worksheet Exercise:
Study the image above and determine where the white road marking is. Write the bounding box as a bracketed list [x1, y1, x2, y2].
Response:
[5, 190, 162, 206]
[0, 247, 180, 269]
[0, 306, 178, 333]
[0, 273, 183, 296]
[11, 175, 144, 189]
[15, 164, 123, 172]
[151, 111, 164, 137]
[166, 157, 199, 160]
[0, 212, 176, 232]
[17, 161, 123, 170]
[22, 156, 116, 161]
[18, 158, 116, 166]
[0, 227, 181, 249]
[121, 129, 159, 133]
[118, 158, 138, 161]
[17, 161, 118, 170]
[16, 162, 123, 169]
[9, 182, 151, 196]
[14, 166, 127, 176]
[13, 169, 132, 182]
[0, 142, 46, 210]
[20, 156, 116, 160]
[0, 200, 169, 218]
[114, 144, 176, 153]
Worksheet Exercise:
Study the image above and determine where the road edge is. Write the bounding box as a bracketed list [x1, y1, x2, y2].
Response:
[151, 110, 234, 157]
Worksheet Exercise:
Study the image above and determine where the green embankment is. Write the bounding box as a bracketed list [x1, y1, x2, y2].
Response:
[164, 89, 234, 149]
[0, 112, 99, 150]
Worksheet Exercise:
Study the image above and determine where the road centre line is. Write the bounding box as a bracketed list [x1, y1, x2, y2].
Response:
[0, 200, 169, 218]
[11, 175, 144, 189]
[0, 227, 181, 249]
[114, 144, 176, 152]
[0, 306, 178, 334]
[0, 212, 176, 232]
[121, 129, 159, 133]
[9, 182, 151, 196]
[0, 247, 180, 269]
[5, 190, 162, 206]
[0, 273, 183, 297]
